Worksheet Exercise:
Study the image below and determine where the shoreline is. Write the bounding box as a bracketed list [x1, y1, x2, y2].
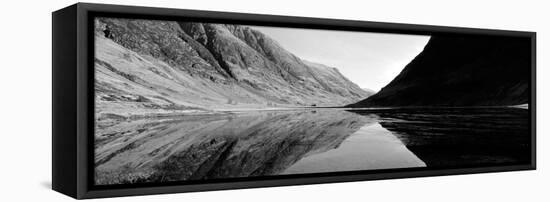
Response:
[96, 104, 529, 124]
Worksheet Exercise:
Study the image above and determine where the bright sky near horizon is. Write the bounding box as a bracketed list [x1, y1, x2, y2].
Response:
[249, 25, 431, 91]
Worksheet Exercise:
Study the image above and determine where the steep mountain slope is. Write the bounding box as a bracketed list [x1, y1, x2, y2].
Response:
[94, 18, 369, 120]
[349, 35, 531, 107]
[361, 88, 376, 97]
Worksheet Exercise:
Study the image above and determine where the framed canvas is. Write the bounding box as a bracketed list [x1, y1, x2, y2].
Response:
[52, 3, 536, 199]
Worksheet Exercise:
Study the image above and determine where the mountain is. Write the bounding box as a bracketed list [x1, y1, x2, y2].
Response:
[349, 35, 531, 107]
[94, 18, 369, 120]
[361, 88, 376, 97]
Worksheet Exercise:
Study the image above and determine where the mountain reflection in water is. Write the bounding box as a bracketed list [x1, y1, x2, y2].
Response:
[94, 108, 529, 185]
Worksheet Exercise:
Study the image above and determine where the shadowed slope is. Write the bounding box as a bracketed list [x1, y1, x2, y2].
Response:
[349, 35, 531, 107]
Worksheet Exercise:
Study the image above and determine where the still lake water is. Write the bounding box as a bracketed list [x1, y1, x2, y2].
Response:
[94, 108, 530, 185]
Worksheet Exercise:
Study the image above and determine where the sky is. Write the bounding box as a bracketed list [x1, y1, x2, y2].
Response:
[249, 25, 430, 91]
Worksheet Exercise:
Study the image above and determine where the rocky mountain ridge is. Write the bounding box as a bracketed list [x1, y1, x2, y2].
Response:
[94, 18, 370, 121]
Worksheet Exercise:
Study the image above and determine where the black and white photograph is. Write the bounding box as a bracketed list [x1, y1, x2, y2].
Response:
[93, 17, 531, 185]
[1, 0, 549, 201]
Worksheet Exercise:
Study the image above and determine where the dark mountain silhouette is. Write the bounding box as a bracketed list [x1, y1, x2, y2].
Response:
[349, 35, 531, 107]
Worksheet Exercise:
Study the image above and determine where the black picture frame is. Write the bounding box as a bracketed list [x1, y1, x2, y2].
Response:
[52, 2, 536, 199]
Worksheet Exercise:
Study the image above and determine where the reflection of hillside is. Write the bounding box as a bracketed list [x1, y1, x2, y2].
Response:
[283, 123, 426, 175]
[95, 110, 370, 185]
[349, 108, 531, 167]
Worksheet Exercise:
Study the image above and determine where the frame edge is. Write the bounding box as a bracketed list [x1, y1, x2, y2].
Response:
[67, 2, 537, 199]
[52, 3, 79, 199]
